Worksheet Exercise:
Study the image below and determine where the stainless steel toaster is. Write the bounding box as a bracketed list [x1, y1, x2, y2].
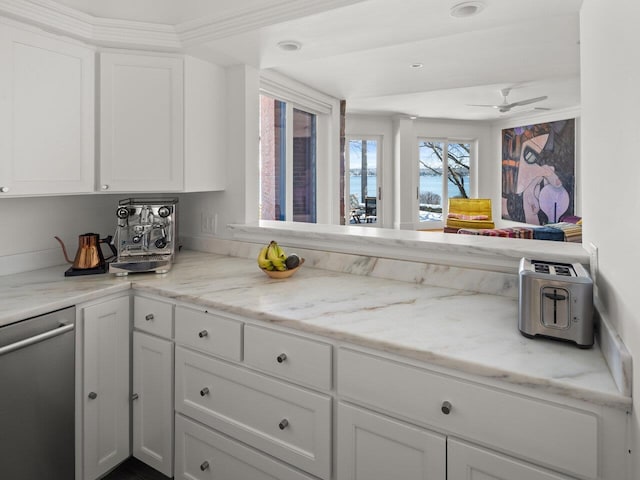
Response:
[518, 258, 594, 348]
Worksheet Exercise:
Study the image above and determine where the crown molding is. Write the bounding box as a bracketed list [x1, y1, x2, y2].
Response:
[0, 0, 180, 49]
[177, 0, 367, 46]
[0, 0, 366, 51]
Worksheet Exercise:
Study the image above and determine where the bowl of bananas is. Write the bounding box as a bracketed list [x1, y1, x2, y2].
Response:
[257, 241, 304, 279]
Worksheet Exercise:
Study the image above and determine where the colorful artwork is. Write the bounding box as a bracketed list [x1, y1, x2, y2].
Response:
[501, 119, 575, 225]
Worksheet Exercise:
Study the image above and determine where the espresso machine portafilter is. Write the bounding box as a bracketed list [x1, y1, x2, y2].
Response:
[109, 197, 179, 276]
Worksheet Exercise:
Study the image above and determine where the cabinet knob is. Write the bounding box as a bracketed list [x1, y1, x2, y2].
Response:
[441, 401, 452, 415]
[0, 186, 8, 193]
[145, 313, 154, 321]
[200, 461, 210, 471]
[88, 391, 97, 400]
[131, 393, 139, 401]
[200, 387, 210, 397]
[279, 419, 289, 430]
[198, 330, 208, 338]
[276, 353, 287, 363]
[101, 184, 109, 190]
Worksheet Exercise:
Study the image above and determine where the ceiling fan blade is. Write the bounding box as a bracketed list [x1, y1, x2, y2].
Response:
[467, 104, 500, 108]
[508, 95, 548, 108]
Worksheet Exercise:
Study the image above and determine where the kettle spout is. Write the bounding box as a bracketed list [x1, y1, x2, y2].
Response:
[54, 236, 74, 264]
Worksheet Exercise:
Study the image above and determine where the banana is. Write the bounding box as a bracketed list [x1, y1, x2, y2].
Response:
[257, 246, 274, 270]
[267, 241, 287, 271]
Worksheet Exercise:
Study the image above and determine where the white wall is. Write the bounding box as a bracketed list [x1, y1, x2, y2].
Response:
[581, 1, 639, 477]
[0, 194, 119, 274]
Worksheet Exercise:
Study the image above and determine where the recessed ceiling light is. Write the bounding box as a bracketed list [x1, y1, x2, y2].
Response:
[410, 63, 424, 69]
[450, 1, 485, 18]
[277, 40, 302, 52]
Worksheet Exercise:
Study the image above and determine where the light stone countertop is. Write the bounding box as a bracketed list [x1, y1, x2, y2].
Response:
[0, 250, 630, 410]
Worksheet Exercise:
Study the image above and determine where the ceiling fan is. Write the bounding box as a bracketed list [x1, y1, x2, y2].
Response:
[470, 88, 548, 113]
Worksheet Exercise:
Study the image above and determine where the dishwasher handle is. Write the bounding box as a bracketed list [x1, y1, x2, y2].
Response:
[0, 323, 75, 356]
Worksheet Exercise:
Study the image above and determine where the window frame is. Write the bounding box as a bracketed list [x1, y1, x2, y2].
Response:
[259, 72, 339, 224]
[415, 137, 476, 230]
[345, 135, 383, 226]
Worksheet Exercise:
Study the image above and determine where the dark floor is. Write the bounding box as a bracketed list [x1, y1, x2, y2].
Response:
[102, 457, 171, 480]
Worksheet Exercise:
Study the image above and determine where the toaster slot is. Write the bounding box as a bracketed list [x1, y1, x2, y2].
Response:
[540, 286, 570, 329]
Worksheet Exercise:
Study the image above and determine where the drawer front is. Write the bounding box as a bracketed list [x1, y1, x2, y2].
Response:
[175, 347, 331, 479]
[175, 414, 316, 480]
[175, 306, 242, 362]
[134, 296, 173, 338]
[244, 324, 332, 391]
[337, 348, 598, 480]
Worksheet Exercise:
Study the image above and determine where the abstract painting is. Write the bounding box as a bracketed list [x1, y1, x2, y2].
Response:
[501, 119, 575, 225]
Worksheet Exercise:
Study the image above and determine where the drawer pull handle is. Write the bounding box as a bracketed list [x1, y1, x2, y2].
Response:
[198, 330, 208, 338]
[88, 391, 97, 400]
[276, 353, 287, 363]
[131, 393, 139, 401]
[441, 401, 452, 415]
[145, 313, 154, 321]
[279, 419, 289, 430]
[200, 461, 210, 471]
[200, 387, 210, 397]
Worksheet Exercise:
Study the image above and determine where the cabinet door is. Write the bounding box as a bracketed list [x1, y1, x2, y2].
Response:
[83, 296, 130, 480]
[133, 331, 174, 477]
[337, 402, 446, 480]
[0, 23, 94, 195]
[99, 51, 183, 192]
[448, 439, 575, 480]
[184, 56, 226, 192]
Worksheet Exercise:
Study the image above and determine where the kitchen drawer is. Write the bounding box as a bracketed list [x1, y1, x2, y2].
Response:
[175, 413, 316, 480]
[337, 348, 598, 480]
[175, 306, 242, 362]
[134, 296, 173, 338]
[244, 324, 332, 391]
[175, 346, 331, 479]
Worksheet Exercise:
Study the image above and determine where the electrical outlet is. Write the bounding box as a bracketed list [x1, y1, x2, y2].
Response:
[201, 212, 215, 234]
[589, 242, 598, 296]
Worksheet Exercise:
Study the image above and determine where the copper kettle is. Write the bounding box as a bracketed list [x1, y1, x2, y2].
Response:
[55, 233, 117, 270]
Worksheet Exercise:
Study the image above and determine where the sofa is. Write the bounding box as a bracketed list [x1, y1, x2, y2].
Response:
[444, 198, 495, 232]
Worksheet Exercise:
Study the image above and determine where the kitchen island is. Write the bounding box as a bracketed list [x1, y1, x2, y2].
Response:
[0, 247, 632, 480]
[0, 249, 629, 409]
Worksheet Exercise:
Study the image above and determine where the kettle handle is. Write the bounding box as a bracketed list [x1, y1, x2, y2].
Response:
[100, 235, 118, 260]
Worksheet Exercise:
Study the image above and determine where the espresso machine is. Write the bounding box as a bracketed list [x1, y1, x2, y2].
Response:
[109, 197, 179, 275]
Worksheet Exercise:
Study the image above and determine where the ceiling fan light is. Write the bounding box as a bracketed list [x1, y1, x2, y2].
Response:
[450, 1, 485, 18]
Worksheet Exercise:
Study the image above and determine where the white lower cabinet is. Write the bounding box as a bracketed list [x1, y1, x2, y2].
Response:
[175, 345, 332, 479]
[82, 296, 130, 480]
[448, 439, 575, 480]
[132, 331, 174, 477]
[337, 402, 446, 480]
[175, 413, 316, 480]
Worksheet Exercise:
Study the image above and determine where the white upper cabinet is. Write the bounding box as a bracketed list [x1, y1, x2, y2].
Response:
[99, 51, 184, 192]
[184, 55, 227, 192]
[98, 52, 227, 193]
[0, 22, 95, 196]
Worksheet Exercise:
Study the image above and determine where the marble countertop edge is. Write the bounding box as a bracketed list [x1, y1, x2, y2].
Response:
[134, 283, 632, 411]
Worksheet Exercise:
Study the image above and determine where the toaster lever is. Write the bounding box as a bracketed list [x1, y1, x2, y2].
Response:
[543, 292, 567, 301]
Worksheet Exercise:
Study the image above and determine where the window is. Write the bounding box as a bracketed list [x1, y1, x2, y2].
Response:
[417, 139, 472, 225]
[260, 95, 317, 223]
[346, 137, 380, 224]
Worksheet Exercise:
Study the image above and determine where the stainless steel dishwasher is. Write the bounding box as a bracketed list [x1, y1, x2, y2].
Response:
[0, 306, 76, 479]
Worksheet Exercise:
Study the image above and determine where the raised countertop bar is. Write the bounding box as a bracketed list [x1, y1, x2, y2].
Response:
[229, 221, 591, 273]
[0, 250, 629, 410]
